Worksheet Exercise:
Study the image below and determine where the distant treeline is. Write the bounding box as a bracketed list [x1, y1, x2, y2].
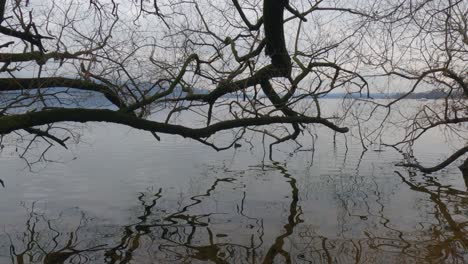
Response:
[323, 89, 465, 99]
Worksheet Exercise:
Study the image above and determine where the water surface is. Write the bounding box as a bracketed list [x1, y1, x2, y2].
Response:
[0, 100, 467, 264]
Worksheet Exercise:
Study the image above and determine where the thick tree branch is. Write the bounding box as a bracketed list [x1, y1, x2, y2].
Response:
[263, 0, 291, 73]
[0, 51, 93, 64]
[0, 25, 51, 52]
[0, 77, 125, 108]
[397, 146, 468, 173]
[0, 108, 349, 139]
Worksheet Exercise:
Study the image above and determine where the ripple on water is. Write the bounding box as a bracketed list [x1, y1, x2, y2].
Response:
[0, 110, 467, 263]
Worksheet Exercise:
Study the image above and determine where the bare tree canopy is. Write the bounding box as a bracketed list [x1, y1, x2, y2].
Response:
[352, 0, 468, 175]
[0, 0, 466, 173]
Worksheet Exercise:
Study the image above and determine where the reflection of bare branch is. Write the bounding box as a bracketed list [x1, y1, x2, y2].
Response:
[396, 171, 468, 251]
[7, 203, 107, 264]
[4, 161, 468, 263]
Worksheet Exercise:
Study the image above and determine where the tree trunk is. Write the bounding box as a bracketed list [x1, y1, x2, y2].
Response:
[263, 0, 291, 74]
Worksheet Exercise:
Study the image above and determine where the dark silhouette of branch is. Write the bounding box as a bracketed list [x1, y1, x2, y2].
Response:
[231, 0, 263, 30]
[397, 146, 468, 173]
[0, 77, 125, 108]
[0, 108, 348, 138]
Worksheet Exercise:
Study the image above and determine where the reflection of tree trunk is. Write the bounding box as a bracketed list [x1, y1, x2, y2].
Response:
[460, 157, 468, 190]
[262, 162, 302, 264]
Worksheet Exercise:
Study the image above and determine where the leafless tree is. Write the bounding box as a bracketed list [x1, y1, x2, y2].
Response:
[0, 0, 375, 164]
[0, 0, 465, 177]
[353, 0, 467, 177]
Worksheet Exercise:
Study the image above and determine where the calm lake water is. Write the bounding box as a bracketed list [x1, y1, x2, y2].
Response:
[0, 100, 467, 263]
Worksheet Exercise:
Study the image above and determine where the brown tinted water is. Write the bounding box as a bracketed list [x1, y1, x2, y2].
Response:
[0, 101, 467, 263]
